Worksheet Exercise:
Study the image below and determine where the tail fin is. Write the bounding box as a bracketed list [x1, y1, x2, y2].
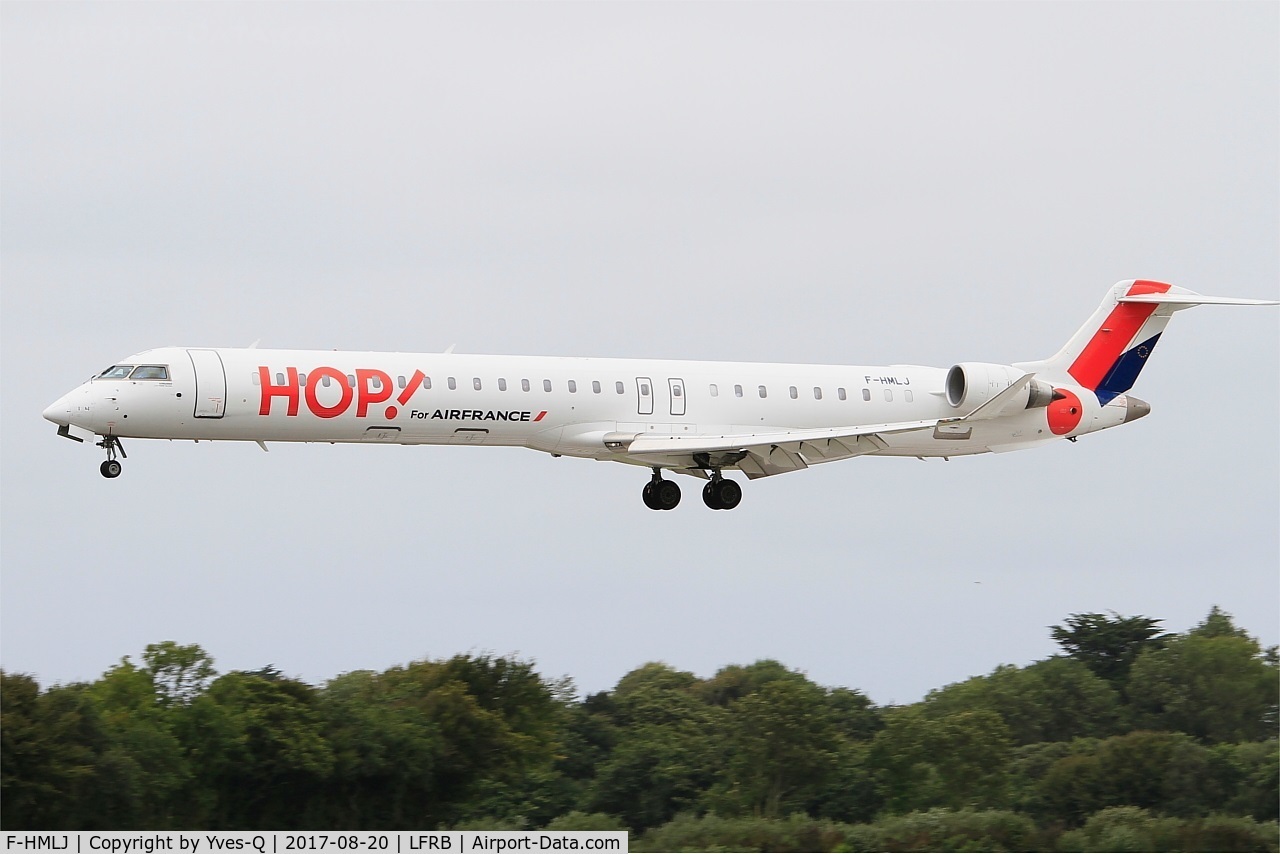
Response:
[1019, 280, 1278, 404]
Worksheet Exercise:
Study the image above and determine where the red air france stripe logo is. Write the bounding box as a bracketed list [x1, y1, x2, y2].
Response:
[1068, 280, 1170, 391]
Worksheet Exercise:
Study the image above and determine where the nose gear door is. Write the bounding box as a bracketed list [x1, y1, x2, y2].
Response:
[187, 349, 227, 418]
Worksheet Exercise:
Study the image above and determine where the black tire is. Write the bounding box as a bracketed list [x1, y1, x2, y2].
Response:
[715, 478, 742, 510]
[642, 482, 660, 510]
[702, 481, 724, 510]
[654, 479, 681, 510]
[101, 460, 122, 479]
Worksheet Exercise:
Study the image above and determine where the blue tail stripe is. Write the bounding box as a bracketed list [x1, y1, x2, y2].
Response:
[1096, 333, 1162, 404]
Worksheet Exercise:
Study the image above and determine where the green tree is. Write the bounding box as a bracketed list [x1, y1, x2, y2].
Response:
[1215, 740, 1279, 821]
[142, 642, 216, 706]
[86, 658, 192, 828]
[1050, 611, 1168, 686]
[924, 657, 1120, 744]
[711, 679, 841, 818]
[1035, 731, 1230, 825]
[696, 660, 808, 707]
[869, 707, 1014, 814]
[585, 683, 725, 830]
[0, 676, 107, 829]
[318, 654, 567, 829]
[1127, 612, 1278, 743]
[190, 671, 335, 828]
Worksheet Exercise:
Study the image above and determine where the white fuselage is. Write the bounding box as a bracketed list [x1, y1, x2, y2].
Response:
[44, 346, 1128, 470]
[42, 281, 1273, 508]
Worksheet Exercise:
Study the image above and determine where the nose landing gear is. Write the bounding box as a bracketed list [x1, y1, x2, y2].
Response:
[96, 435, 126, 479]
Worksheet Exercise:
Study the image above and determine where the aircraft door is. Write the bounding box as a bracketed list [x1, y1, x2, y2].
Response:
[636, 377, 653, 415]
[187, 349, 227, 418]
[669, 378, 686, 416]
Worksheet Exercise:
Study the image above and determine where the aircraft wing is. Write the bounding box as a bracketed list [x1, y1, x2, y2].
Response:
[623, 419, 938, 479]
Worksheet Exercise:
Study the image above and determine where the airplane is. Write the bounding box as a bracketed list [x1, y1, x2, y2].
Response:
[42, 280, 1276, 510]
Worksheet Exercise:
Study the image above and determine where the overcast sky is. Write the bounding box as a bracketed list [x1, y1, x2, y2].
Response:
[2, 2, 1276, 705]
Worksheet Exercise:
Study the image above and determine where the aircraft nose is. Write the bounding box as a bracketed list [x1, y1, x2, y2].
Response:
[43, 397, 69, 425]
[43, 391, 79, 426]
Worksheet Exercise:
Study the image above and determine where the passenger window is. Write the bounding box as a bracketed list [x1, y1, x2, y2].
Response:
[252, 372, 260, 386]
[709, 383, 719, 397]
[789, 386, 798, 399]
[299, 373, 307, 387]
[568, 380, 577, 393]
[735, 384, 743, 398]
[592, 381, 601, 394]
[862, 388, 871, 401]
[397, 375, 406, 389]
[884, 389, 893, 402]
[371, 376, 382, 391]
[499, 378, 507, 391]
[276, 372, 285, 386]
[473, 378, 482, 391]
[543, 380, 552, 392]
[673, 385, 682, 397]
[422, 376, 432, 390]
[522, 379, 531, 392]
[323, 375, 332, 387]
[130, 365, 169, 380]
[814, 387, 822, 400]
[448, 377, 457, 390]
[615, 381, 624, 394]
[758, 385, 768, 398]
[640, 382, 650, 395]
[347, 374, 356, 388]
[905, 390, 913, 403]
[838, 387, 846, 401]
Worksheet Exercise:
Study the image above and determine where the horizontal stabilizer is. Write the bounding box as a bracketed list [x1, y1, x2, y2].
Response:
[1119, 293, 1279, 307]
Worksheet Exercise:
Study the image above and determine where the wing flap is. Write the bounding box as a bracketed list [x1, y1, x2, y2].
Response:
[623, 419, 937, 457]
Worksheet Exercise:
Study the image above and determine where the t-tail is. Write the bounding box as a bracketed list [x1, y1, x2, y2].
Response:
[1018, 279, 1278, 404]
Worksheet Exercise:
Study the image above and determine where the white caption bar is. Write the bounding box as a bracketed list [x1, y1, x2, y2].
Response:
[2, 833, 627, 854]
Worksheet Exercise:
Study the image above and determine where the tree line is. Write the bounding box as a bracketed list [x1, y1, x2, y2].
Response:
[2, 607, 1276, 852]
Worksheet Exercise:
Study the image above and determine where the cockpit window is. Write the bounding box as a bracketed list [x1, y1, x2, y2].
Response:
[130, 365, 170, 380]
[99, 366, 134, 378]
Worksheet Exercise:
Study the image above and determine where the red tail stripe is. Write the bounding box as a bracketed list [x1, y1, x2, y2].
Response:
[1068, 281, 1171, 390]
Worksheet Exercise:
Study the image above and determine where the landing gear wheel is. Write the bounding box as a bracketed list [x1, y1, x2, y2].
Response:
[715, 478, 742, 510]
[100, 459, 122, 479]
[643, 471, 681, 510]
[642, 481, 660, 510]
[654, 479, 681, 510]
[702, 477, 742, 510]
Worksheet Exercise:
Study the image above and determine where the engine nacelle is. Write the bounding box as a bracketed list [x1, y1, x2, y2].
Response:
[945, 362, 1056, 413]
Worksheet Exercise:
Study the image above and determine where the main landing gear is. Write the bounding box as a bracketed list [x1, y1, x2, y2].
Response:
[97, 435, 126, 479]
[702, 473, 742, 511]
[642, 468, 681, 511]
[641, 468, 743, 511]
